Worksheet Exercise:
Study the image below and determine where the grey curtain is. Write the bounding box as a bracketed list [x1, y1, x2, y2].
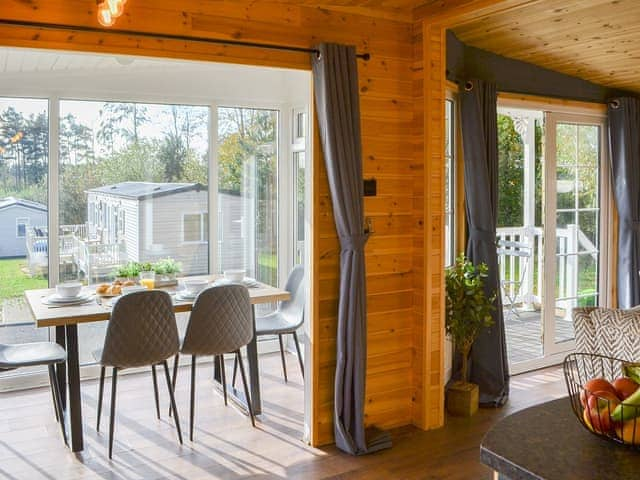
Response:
[460, 79, 509, 406]
[312, 43, 391, 455]
[608, 97, 640, 308]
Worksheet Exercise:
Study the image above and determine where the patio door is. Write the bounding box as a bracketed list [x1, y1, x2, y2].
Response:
[542, 112, 609, 360]
[498, 106, 610, 374]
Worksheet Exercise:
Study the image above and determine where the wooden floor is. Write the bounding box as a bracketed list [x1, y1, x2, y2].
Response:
[0, 354, 567, 479]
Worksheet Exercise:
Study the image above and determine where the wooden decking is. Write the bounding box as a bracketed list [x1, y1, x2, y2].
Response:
[0, 354, 567, 479]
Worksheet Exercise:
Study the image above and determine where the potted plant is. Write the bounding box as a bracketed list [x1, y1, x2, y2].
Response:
[114, 261, 141, 282]
[445, 254, 496, 417]
[152, 258, 182, 287]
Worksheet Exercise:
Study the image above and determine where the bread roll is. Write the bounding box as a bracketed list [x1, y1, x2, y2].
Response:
[96, 284, 109, 294]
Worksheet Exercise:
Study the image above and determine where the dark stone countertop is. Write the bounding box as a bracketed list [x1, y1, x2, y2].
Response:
[480, 397, 640, 480]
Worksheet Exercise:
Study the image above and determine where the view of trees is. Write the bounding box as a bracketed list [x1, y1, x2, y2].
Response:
[0, 100, 278, 228]
[0, 106, 48, 204]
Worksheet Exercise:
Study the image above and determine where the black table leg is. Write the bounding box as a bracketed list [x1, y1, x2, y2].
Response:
[65, 325, 84, 452]
[246, 306, 262, 415]
[213, 306, 262, 415]
[55, 326, 66, 410]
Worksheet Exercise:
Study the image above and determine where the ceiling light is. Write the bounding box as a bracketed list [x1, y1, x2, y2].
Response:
[97, 5, 114, 27]
[106, 0, 124, 17]
[97, 0, 126, 27]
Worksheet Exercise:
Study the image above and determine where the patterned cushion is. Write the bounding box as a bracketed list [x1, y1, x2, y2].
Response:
[574, 307, 640, 362]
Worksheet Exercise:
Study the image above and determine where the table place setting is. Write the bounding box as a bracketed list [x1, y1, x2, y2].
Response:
[41, 282, 95, 308]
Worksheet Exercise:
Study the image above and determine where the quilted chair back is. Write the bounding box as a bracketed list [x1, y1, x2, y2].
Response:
[279, 265, 305, 328]
[181, 284, 253, 356]
[101, 290, 179, 369]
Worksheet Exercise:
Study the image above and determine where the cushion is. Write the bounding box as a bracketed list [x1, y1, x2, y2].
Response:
[582, 307, 640, 361]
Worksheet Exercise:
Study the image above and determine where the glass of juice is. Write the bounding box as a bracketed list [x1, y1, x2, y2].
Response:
[139, 271, 155, 289]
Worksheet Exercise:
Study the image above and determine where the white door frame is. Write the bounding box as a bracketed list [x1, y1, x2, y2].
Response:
[507, 108, 611, 375]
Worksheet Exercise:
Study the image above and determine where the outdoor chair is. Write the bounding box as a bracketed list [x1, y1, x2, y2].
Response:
[0, 341, 68, 445]
[94, 290, 182, 458]
[497, 239, 532, 320]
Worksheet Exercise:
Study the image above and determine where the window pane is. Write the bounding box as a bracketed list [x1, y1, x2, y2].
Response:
[59, 100, 209, 365]
[0, 97, 49, 378]
[294, 151, 305, 265]
[217, 107, 278, 291]
[183, 213, 201, 242]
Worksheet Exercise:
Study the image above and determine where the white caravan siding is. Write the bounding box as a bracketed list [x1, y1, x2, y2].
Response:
[0, 205, 47, 258]
[146, 189, 209, 275]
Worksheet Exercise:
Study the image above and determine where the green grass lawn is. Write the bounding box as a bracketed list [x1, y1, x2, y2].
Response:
[0, 258, 47, 300]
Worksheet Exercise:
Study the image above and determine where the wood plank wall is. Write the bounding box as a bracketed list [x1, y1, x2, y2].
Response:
[0, 0, 438, 445]
[411, 17, 445, 431]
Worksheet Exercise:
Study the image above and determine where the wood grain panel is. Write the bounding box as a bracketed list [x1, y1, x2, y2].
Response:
[452, 0, 640, 93]
[0, 0, 476, 449]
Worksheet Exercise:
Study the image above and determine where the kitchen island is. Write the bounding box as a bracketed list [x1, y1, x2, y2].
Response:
[480, 397, 640, 479]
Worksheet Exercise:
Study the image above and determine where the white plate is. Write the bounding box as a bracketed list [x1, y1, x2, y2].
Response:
[45, 292, 93, 304]
[42, 293, 94, 306]
[175, 292, 198, 302]
[214, 277, 260, 288]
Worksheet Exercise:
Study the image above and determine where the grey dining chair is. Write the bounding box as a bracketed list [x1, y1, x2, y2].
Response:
[171, 284, 255, 441]
[233, 265, 305, 384]
[95, 290, 182, 459]
[0, 341, 68, 445]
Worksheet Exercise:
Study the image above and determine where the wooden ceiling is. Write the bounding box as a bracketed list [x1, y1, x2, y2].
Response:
[268, 1, 427, 21]
[452, 0, 640, 93]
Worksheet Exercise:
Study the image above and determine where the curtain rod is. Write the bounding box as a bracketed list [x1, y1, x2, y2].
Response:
[0, 18, 371, 61]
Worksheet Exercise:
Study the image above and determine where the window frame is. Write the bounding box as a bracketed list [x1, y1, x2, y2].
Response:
[444, 90, 457, 268]
[16, 217, 29, 238]
[0, 86, 306, 382]
[181, 212, 208, 244]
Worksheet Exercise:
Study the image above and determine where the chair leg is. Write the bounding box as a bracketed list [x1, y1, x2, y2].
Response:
[163, 360, 183, 445]
[151, 364, 160, 420]
[108, 367, 118, 460]
[190, 355, 196, 442]
[292, 331, 304, 380]
[48, 364, 68, 446]
[278, 334, 288, 383]
[235, 350, 255, 427]
[49, 368, 59, 422]
[232, 354, 238, 388]
[169, 353, 179, 417]
[97, 366, 105, 432]
[218, 355, 228, 406]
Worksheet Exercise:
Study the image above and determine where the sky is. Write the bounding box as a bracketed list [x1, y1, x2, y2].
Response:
[0, 97, 210, 158]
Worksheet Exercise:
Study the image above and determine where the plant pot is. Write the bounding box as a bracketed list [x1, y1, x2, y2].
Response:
[446, 381, 479, 417]
[155, 273, 178, 287]
[115, 276, 136, 283]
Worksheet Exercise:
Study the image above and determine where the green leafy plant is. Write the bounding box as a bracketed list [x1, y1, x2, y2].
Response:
[114, 261, 141, 278]
[152, 258, 182, 275]
[445, 254, 496, 384]
[139, 262, 153, 272]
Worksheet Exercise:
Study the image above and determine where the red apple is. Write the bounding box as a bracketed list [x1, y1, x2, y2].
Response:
[580, 378, 617, 407]
[587, 390, 620, 413]
[612, 377, 639, 400]
[583, 404, 615, 434]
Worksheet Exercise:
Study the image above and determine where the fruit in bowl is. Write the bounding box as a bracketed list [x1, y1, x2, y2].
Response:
[580, 377, 618, 407]
[612, 377, 639, 400]
[583, 390, 619, 434]
[616, 419, 640, 445]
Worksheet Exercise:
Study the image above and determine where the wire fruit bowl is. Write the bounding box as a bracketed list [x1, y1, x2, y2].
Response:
[564, 352, 640, 447]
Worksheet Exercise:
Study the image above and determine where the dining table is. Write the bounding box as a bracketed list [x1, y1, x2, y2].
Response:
[25, 277, 290, 453]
